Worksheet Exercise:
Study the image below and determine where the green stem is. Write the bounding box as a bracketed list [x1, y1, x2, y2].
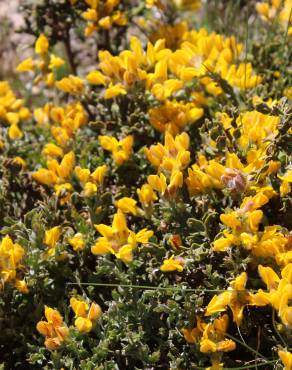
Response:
[224, 360, 277, 370]
[272, 308, 287, 348]
[67, 282, 265, 294]
[225, 333, 266, 360]
[195, 360, 276, 370]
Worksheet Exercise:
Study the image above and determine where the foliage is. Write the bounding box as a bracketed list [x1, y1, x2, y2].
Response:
[0, 0, 292, 369]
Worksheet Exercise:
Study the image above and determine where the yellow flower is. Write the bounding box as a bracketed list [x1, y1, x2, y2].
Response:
[8, 123, 23, 140]
[14, 278, 29, 293]
[16, 58, 35, 72]
[216, 339, 236, 352]
[91, 210, 153, 262]
[99, 135, 133, 165]
[70, 297, 89, 317]
[181, 327, 199, 344]
[148, 100, 204, 135]
[258, 265, 280, 290]
[54, 183, 73, 204]
[13, 156, 26, 168]
[84, 181, 97, 197]
[32, 168, 58, 186]
[137, 184, 157, 206]
[205, 272, 264, 326]
[70, 298, 102, 333]
[56, 75, 85, 95]
[172, 0, 201, 10]
[255, 264, 292, 327]
[280, 181, 291, 196]
[57, 151, 76, 178]
[98, 16, 112, 29]
[86, 70, 107, 85]
[82, 8, 98, 22]
[88, 302, 102, 321]
[279, 350, 292, 370]
[91, 164, 107, 185]
[75, 317, 92, 333]
[200, 338, 217, 353]
[0, 236, 26, 290]
[44, 226, 61, 249]
[278, 169, 292, 183]
[115, 197, 138, 215]
[45, 305, 63, 326]
[213, 237, 233, 252]
[37, 306, 69, 350]
[68, 233, 85, 252]
[42, 143, 64, 158]
[182, 313, 235, 369]
[33, 151, 75, 187]
[145, 132, 190, 173]
[168, 170, 183, 196]
[104, 83, 127, 99]
[147, 173, 167, 195]
[75, 166, 91, 185]
[35, 33, 49, 55]
[160, 255, 185, 272]
[48, 55, 65, 70]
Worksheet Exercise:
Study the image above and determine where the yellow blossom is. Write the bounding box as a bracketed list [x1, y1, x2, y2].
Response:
[160, 255, 185, 272]
[91, 210, 153, 262]
[149, 100, 204, 135]
[44, 226, 61, 249]
[205, 272, 267, 326]
[104, 83, 127, 99]
[137, 184, 157, 206]
[0, 235, 26, 290]
[70, 297, 89, 317]
[8, 123, 23, 140]
[91, 164, 107, 185]
[86, 70, 107, 85]
[75, 317, 92, 333]
[32, 168, 58, 186]
[70, 297, 102, 333]
[54, 183, 73, 204]
[99, 135, 133, 165]
[145, 132, 190, 173]
[279, 350, 292, 370]
[42, 143, 64, 158]
[115, 197, 138, 215]
[48, 55, 65, 70]
[37, 306, 69, 349]
[84, 181, 97, 197]
[68, 233, 85, 252]
[14, 279, 29, 294]
[16, 58, 35, 72]
[56, 75, 85, 95]
[35, 34, 49, 55]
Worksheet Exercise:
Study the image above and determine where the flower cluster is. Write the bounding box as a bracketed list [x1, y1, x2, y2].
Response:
[70, 297, 102, 332]
[36, 306, 69, 350]
[92, 210, 153, 263]
[0, 81, 31, 140]
[256, 0, 292, 36]
[17, 34, 65, 88]
[1, 1, 291, 369]
[0, 235, 28, 293]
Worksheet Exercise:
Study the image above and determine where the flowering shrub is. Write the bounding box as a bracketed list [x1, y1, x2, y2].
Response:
[0, 0, 292, 369]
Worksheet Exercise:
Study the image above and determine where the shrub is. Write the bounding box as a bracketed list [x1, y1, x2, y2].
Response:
[0, 0, 291, 369]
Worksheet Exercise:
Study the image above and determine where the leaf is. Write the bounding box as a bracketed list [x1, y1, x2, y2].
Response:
[187, 218, 206, 233]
